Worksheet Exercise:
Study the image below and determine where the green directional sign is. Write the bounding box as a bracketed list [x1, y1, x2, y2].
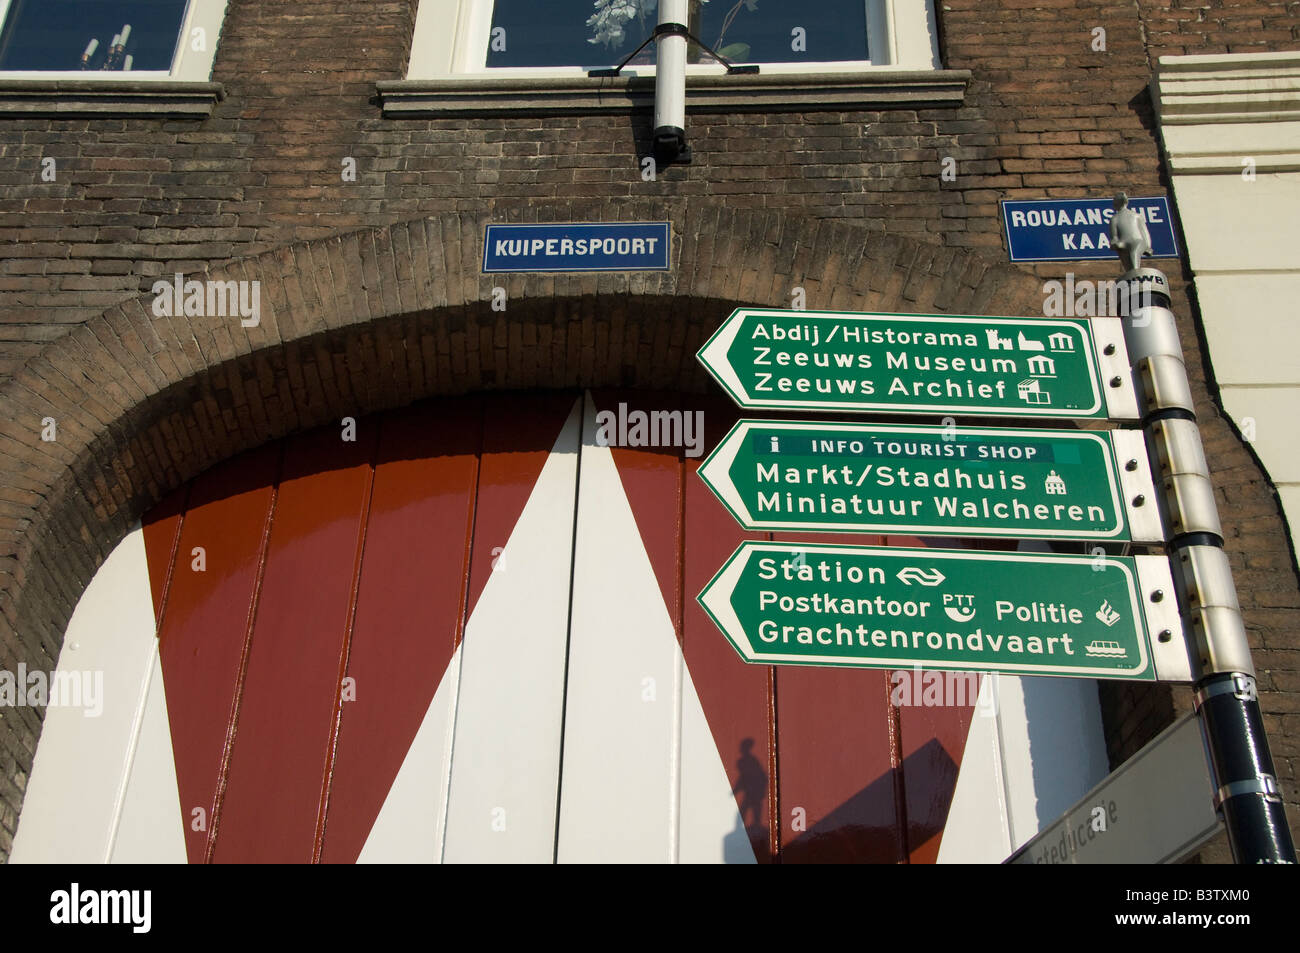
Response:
[698, 420, 1162, 543]
[696, 308, 1138, 420]
[698, 542, 1165, 680]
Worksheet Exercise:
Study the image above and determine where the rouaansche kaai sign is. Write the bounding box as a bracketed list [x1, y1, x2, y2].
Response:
[1001, 196, 1178, 263]
[697, 309, 1139, 420]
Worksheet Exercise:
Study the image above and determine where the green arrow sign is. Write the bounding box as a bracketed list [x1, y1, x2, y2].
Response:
[697, 309, 1138, 420]
[698, 420, 1162, 543]
[698, 542, 1164, 680]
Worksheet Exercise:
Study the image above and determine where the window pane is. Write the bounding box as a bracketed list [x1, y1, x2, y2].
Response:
[488, 0, 657, 69]
[699, 0, 868, 64]
[485, 0, 870, 69]
[0, 0, 190, 72]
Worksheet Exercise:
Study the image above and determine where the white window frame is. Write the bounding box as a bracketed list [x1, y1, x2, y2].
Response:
[408, 0, 940, 79]
[0, 0, 228, 81]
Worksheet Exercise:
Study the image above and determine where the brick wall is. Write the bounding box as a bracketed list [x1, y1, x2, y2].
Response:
[1137, 0, 1300, 56]
[1, 0, 1298, 862]
[5, 2, 1300, 357]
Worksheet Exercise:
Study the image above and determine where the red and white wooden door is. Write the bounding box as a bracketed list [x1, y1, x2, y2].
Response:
[11, 390, 1108, 863]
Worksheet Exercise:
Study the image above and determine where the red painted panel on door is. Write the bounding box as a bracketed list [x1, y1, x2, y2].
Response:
[776, 664, 904, 863]
[464, 393, 579, 619]
[772, 521, 900, 863]
[680, 398, 776, 862]
[150, 444, 279, 865]
[319, 399, 481, 863]
[886, 534, 988, 862]
[898, 685, 976, 863]
[136, 390, 979, 865]
[212, 426, 376, 863]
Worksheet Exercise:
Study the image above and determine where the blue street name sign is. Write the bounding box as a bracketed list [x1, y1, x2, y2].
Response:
[482, 222, 671, 273]
[1002, 197, 1178, 263]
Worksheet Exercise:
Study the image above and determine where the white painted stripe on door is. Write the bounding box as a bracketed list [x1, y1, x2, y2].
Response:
[1000, 674, 1110, 852]
[10, 526, 159, 863]
[919, 555, 1132, 865]
[357, 644, 462, 864]
[109, 649, 187, 863]
[937, 670, 1111, 862]
[441, 398, 582, 863]
[557, 393, 682, 862]
[936, 677, 1012, 864]
[678, 666, 757, 864]
[557, 394, 749, 863]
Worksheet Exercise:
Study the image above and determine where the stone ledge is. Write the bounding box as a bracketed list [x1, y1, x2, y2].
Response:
[1167, 150, 1300, 175]
[377, 70, 970, 117]
[1154, 52, 1300, 126]
[0, 80, 225, 118]
[1155, 52, 1300, 174]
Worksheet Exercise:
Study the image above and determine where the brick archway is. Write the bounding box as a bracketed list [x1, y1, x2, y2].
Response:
[0, 202, 1045, 830]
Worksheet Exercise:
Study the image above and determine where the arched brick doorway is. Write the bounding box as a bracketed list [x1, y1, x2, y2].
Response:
[13, 388, 1000, 863]
[1, 205, 1053, 859]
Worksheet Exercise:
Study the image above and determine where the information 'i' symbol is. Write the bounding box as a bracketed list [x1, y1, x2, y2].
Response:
[770, 436, 780, 453]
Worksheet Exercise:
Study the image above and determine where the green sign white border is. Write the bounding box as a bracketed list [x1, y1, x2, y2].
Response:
[696, 308, 1140, 421]
[698, 419, 1144, 542]
[697, 541, 1170, 681]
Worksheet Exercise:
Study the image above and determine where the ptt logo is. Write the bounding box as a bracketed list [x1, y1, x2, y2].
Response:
[944, 593, 976, 622]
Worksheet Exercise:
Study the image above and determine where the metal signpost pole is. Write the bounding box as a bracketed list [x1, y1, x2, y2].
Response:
[1119, 256, 1297, 863]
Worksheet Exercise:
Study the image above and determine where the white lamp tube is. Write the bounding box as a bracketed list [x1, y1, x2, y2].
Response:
[653, 0, 689, 163]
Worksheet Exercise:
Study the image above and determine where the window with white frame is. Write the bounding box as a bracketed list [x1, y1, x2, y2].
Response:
[409, 0, 940, 78]
[0, 0, 229, 81]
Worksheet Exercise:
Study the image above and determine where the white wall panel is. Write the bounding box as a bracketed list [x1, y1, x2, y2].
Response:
[678, 669, 756, 864]
[999, 674, 1111, 854]
[442, 399, 581, 863]
[936, 685, 1012, 864]
[109, 651, 186, 864]
[1194, 274, 1300, 386]
[1173, 174, 1300, 273]
[10, 527, 159, 863]
[557, 395, 683, 862]
[358, 645, 461, 864]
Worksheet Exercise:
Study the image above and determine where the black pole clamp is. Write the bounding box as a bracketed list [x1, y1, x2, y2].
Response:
[653, 22, 690, 39]
[1213, 776, 1284, 810]
[1193, 673, 1258, 709]
[587, 23, 760, 77]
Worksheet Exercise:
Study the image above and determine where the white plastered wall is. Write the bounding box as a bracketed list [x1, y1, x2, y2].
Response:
[10, 526, 186, 863]
[1154, 51, 1300, 554]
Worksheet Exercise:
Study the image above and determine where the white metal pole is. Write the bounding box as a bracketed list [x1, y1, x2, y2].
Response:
[653, 0, 690, 164]
[1119, 258, 1296, 864]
